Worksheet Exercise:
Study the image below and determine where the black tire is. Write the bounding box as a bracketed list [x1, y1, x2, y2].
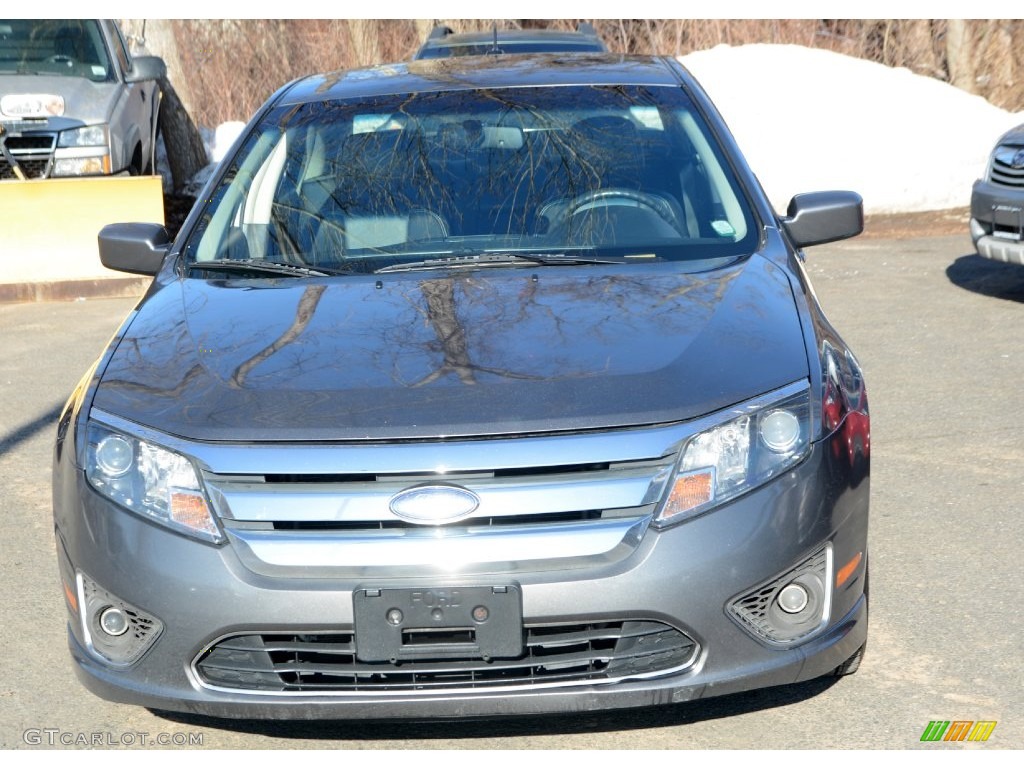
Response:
[129, 145, 143, 176]
[835, 641, 866, 676]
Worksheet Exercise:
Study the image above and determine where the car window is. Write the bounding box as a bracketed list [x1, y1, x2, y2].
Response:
[109, 21, 132, 78]
[0, 19, 113, 81]
[184, 85, 758, 273]
[416, 41, 605, 59]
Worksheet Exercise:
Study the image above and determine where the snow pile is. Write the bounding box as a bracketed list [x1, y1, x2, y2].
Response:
[679, 44, 1024, 214]
[211, 121, 246, 163]
[178, 122, 246, 195]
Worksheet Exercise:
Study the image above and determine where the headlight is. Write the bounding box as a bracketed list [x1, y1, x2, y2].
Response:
[58, 124, 109, 147]
[654, 385, 811, 526]
[54, 125, 111, 176]
[85, 423, 222, 543]
[51, 155, 112, 175]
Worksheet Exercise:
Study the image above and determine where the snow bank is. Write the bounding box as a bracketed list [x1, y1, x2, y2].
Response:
[679, 44, 1024, 214]
[212, 121, 247, 163]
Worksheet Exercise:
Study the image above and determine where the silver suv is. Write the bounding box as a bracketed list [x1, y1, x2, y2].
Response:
[0, 19, 163, 179]
[54, 54, 870, 720]
[971, 123, 1024, 264]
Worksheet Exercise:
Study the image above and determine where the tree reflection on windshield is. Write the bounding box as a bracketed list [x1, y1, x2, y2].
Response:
[186, 84, 757, 271]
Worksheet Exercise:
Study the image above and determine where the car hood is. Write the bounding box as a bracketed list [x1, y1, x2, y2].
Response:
[92, 255, 810, 441]
[0, 74, 119, 125]
[995, 122, 1024, 146]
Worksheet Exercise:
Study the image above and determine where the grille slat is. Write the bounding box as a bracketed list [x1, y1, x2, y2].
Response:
[523, 626, 627, 648]
[196, 620, 698, 693]
[991, 145, 1024, 189]
[210, 460, 669, 526]
[260, 639, 357, 654]
[207, 455, 670, 570]
[5, 134, 56, 152]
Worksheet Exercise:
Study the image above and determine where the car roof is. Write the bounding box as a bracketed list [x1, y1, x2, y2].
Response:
[277, 55, 687, 106]
[414, 25, 606, 59]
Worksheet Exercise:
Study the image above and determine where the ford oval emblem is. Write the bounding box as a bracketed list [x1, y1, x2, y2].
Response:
[389, 484, 480, 525]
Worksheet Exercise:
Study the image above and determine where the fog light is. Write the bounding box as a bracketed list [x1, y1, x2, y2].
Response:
[78, 572, 162, 666]
[728, 544, 833, 645]
[777, 583, 809, 614]
[99, 606, 129, 636]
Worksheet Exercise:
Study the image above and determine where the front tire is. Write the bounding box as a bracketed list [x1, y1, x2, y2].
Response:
[835, 641, 866, 676]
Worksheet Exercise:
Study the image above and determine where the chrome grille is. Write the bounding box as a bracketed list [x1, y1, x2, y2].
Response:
[206, 456, 672, 570]
[207, 459, 670, 525]
[991, 145, 1024, 189]
[0, 132, 56, 179]
[195, 620, 698, 693]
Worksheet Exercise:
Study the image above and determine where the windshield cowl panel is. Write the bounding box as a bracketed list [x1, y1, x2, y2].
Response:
[183, 85, 758, 277]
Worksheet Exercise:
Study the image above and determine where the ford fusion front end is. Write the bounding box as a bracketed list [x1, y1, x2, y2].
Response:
[53, 55, 869, 720]
[55, 380, 868, 717]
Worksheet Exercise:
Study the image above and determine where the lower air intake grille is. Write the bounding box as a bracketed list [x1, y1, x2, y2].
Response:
[1, 157, 50, 179]
[196, 620, 698, 693]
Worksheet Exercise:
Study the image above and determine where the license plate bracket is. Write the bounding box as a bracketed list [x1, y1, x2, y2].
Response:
[353, 585, 522, 662]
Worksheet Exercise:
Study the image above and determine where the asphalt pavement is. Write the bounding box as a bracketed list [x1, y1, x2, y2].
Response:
[1, 232, 1022, 750]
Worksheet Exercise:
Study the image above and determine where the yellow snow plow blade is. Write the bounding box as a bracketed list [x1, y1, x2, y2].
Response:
[0, 175, 164, 287]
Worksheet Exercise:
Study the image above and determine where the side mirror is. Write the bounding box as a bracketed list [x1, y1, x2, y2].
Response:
[125, 55, 167, 83]
[98, 223, 171, 276]
[782, 191, 864, 249]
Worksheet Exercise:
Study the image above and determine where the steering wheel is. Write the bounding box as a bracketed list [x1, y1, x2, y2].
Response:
[561, 188, 683, 232]
[46, 54, 75, 65]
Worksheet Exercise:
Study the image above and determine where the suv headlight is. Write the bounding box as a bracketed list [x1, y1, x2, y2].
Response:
[58, 124, 109, 147]
[653, 385, 811, 527]
[54, 124, 111, 175]
[85, 423, 222, 543]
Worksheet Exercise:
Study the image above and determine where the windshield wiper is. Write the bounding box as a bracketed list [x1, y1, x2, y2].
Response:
[373, 252, 628, 274]
[188, 259, 348, 278]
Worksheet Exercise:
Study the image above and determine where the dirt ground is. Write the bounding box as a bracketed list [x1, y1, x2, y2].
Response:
[861, 206, 970, 240]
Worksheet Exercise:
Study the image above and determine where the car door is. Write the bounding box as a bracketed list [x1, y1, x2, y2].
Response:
[105, 20, 154, 174]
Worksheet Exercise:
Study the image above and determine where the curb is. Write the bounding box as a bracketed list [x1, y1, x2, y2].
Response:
[0, 277, 151, 305]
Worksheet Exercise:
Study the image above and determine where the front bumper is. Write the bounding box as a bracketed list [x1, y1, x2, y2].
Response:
[54, 432, 869, 720]
[971, 179, 1024, 265]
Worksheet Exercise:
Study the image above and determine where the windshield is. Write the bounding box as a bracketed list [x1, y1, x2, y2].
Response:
[184, 85, 759, 275]
[0, 20, 113, 81]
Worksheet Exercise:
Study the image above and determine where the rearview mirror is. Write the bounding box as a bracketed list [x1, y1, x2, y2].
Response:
[782, 191, 864, 248]
[98, 223, 170, 276]
[125, 55, 167, 83]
